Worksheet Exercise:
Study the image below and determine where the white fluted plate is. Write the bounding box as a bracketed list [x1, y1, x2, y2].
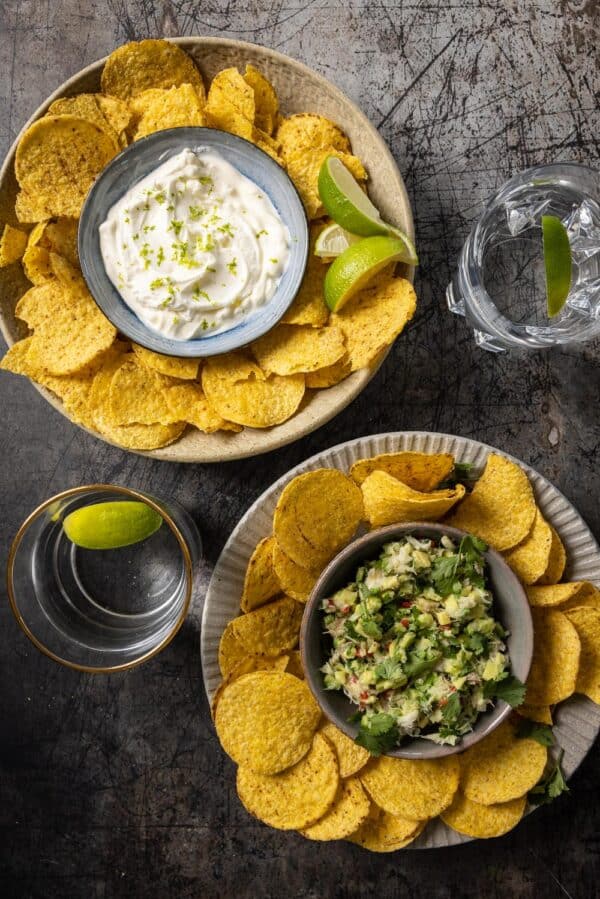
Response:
[201, 431, 600, 848]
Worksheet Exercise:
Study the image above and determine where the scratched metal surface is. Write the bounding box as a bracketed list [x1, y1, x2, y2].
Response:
[1, 2, 599, 897]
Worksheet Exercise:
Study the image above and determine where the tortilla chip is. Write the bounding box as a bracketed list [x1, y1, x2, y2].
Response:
[360, 755, 459, 820]
[332, 277, 417, 371]
[134, 83, 206, 139]
[107, 356, 173, 425]
[273, 469, 364, 569]
[218, 620, 247, 677]
[272, 540, 317, 602]
[280, 223, 330, 327]
[516, 703, 553, 725]
[526, 581, 598, 609]
[101, 39, 205, 100]
[15, 115, 118, 219]
[564, 607, 600, 703]
[252, 323, 346, 376]
[243, 64, 278, 135]
[210, 654, 289, 719]
[350, 451, 455, 490]
[205, 67, 255, 139]
[447, 454, 536, 552]
[305, 354, 352, 389]
[536, 524, 567, 585]
[361, 471, 465, 529]
[284, 650, 305, 680]
[202, 352, 305, 428]
[459, 720, 547, 805]
[22, 244, 52, 284]
[42, 219, 79, 265]
[161, 381, 240, 433]
[215, 670, 321, 774]
[286, 148, 366, 219]
[236, 733, 338, 829]
[347, 806, 425, 852]
[442, 792, 526, 839]
[232, 596, 303, 656]
[0, 337, 36, 376]
[504, 509, 553, 585]
[301, 777, 370, 841]
[131, 343, 200, 380]
[240, 536, 281, 612]
[320, 721, 370, 778]
[526, 608, 580, 705]
[277, 114, 351, 159]
[47, 93, 127, 146]
[0, 224, 28, 265]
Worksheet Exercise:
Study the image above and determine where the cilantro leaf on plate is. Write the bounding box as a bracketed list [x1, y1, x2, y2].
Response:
[528, 750, 569, 805]
[354, 712, 399, 756]
[483, 674, 527, 707]
[516, 719, 555, 747]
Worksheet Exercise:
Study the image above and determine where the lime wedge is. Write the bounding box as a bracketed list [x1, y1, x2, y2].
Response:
[63, 500, 163, 550]
[318, 156, 387, 237]
[314, 223, 361, 258]
[323, 236, 407, 311]
[542, 215, 572, 317]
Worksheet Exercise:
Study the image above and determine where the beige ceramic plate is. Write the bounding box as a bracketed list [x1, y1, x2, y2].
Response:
[201, 431, 600, 848]
[0, 37, 414, 462]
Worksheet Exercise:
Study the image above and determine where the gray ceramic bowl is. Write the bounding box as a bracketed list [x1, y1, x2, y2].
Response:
[300, 522, 534, 759]
[78, 127, 309, 357]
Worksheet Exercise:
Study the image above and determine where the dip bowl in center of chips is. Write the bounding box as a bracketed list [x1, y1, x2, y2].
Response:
[300, 522, 533, 760]
[78, 127, 309, 357]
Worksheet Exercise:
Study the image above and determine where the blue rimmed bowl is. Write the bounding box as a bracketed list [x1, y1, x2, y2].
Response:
[78, 127, 309, 357]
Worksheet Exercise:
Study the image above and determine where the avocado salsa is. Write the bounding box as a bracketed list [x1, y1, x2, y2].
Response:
[321, 534, 512, 750]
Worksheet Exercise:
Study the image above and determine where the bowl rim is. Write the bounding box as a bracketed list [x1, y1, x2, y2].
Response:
[0, 36, 414, 462]
[78, 126, 310, 358]
[300, 520, 534, 759]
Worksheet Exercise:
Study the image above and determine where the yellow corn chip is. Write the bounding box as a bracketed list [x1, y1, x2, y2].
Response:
[280, 222, 330, 327]
[244, 64, 278, 135]
[526, 608, 580, 705]
[215, 670, 321, 774]
[504, 509, 553, 585]
[47, 93, 124, 145]
[161, 381, 240, 433]
[107, 357, 173, 425]
[360, 755, 459, 820]
[361, 471, 465, 529]
[284, 650, 305, 680]
[210, 654, 289, 719]
[218, 620, 247, 677]
[332, 277, 417, 371]
[536, 523, 567, 585]
[516, 703, 553, 725]
[101, 39, 205, 100]
[0, 224, 28, 265]
[240, 536, 281, 612]
[301, 777, 370, 841]
[272, 540, 317, 602]
[350, 451, 455, 490]
[286, 148, 367, 219]
[564, 607, 600, 703]
[236, 733, 338, 829]
[232, 596, 303, 656]
[206, 67, 255, 139]
[305, 354, 352, 389]
[277, 114, 351, 159]
[134, 83, 206, 139]
[447, 453, 536, 552]
[459, 720, 547, 805]
[442, 792, 526, 839]
[320, 721, 370, 778]
[22, 244, 52, 284]
[347, 806, 425, 852]
[131, 343, 200, 380]
[526, 581, 598, 609]
[252, 323, 346, 376]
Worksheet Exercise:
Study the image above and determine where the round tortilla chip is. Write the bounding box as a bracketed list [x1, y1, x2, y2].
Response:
[447, 453, 536, 552]
[305, 354, 352, 389]
[460, 720, 547, 805]
[272, 540, 317, 602]
[243, 64, 278, 135]
[252, 323, 346, 376]
[526, 609, 581, 705]
[240, 536, 281, 612]
[107, 356, 173, 425]
[132, 343, 200, 380]
[526, 581, 600, 612]
[504, 509, 553, 585]
[280, 223, 330, 327]
[15, 115, 118, 219]
[536, 524, 567, 585]
[320, 721, 370, 778]
[161, 381, 239, 434]
[218, 620, 247, 677]
[442, 792, 526, 839]
[215, 670, 321, 774]
[274, 469, 364, 569]
[231, 596, 303, 656]
[564, 607, 600, 703]
[101, 39, 204, 100]
[236, 733, 338, 829]
[347, 805, 425, 852]
[202, 352, 305, 428]
[360, 755, 459, 820]
[361, 471, 465, 528]
[301, 777, 370, 841]
[285, 650, 305, 680]
[350, 451, 455, 490]
[210, 654, 289, 719]
[331, 277, 417, 371]
[134, 83, 206, 138]
[516, 703, 553, 725]
[0, 224, 28, 266]
[277, 113, 350, 160]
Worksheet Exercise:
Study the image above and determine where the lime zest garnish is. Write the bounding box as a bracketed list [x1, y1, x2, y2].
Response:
[542, 215, 572, 318]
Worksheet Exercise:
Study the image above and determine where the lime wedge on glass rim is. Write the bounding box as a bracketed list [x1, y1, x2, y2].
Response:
[542, 215, 572, 317]
[62, 501, 163, 550]
[323, 235, 409, 311]
[317, 157, 418, 264]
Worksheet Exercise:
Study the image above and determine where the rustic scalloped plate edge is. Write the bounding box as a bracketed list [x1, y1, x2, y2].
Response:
[0, 37, 414, 463]
[200, 430, 600, 849]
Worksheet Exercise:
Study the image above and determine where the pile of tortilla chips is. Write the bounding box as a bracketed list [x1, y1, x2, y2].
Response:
[0, 38, 417, 451]
[212, 450, 600, 848]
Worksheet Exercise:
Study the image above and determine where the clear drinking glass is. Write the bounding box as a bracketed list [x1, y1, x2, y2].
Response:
[7, 485, 201, 672]
[446, 163, 600, 351]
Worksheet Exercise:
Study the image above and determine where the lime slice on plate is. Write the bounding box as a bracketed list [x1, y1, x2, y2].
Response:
[323, 235, 408, 311]
[63, 500, 163, 550]
[542, 214, 572, 317]
[314, 223, 361, 258]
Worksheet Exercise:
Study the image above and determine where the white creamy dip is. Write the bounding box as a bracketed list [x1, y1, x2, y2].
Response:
[99, 148, 291, 340]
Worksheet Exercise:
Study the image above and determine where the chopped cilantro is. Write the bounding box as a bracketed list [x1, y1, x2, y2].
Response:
[354, 713, 399, 756]
[482, 674, 526, 707]
[528, 750, 569, 805]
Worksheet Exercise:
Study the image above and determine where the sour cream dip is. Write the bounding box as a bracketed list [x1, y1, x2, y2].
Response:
[99, 148, 291, 340]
